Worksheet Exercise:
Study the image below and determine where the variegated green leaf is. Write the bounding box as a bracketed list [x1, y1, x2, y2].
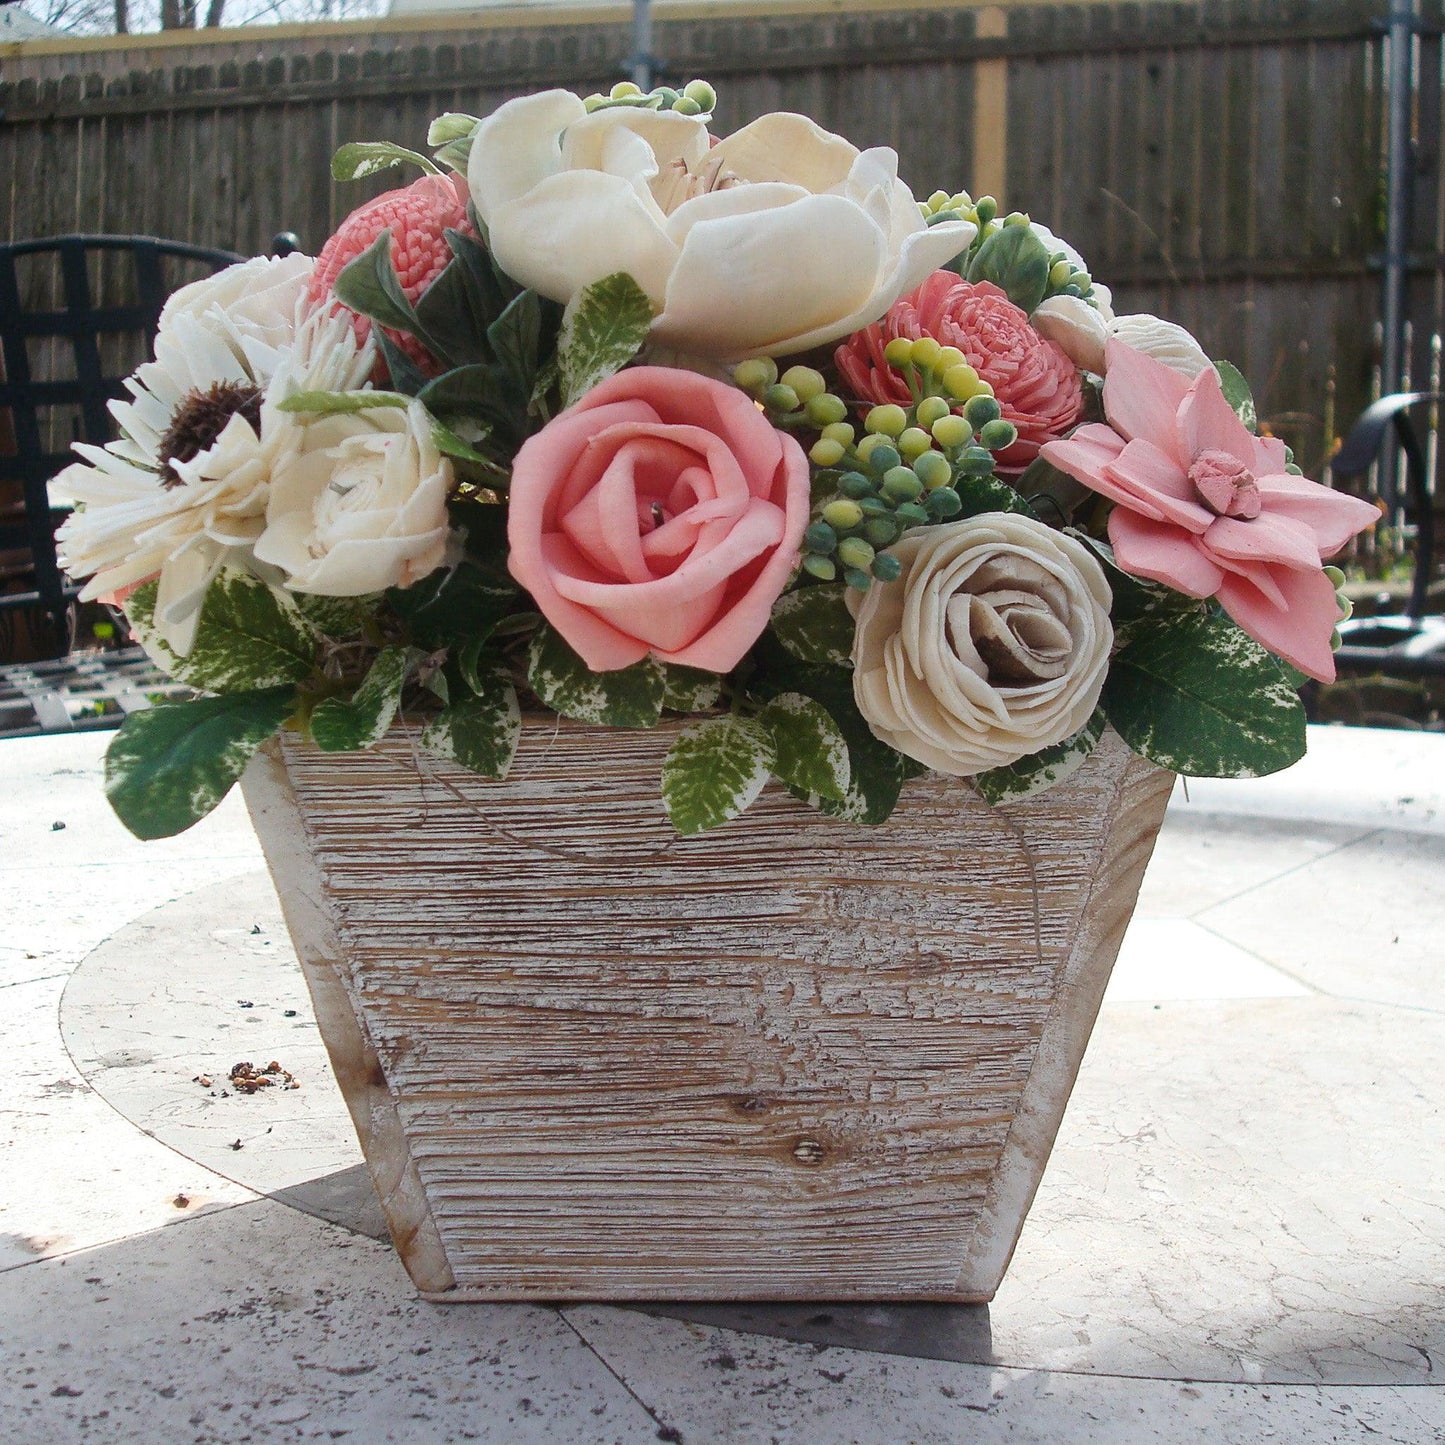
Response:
[770, 586, 856, 668]
[759, 692, 850, 802]
[420, 666, 520, 779]
[973, 709, 1105, 806]
[427, 112, 480, 146]
[1214, 359, 1257, 431]
[277, 390, 410, 416]
[661, 664, 723, 712]
[558, 272, 654, 407]
[526, 624, 664, 727]
[662, 714, 775, 835]
[331, 141, 439, 181]
[310, 645, 419, 752]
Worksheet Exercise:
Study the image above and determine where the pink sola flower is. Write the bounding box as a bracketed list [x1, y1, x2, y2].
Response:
[308, 173, 471, 373]
[1041, 340, 1378, 683]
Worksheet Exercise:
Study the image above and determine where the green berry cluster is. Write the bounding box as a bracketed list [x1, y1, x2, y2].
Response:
[582, 78, 717, 118]
[1323, 564, 1353, 651]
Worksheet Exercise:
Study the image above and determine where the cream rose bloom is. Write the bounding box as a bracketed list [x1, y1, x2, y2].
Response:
[254, 399, 453, 596]
[467, 91, 974, 359]
[849, 515, 1113, 776]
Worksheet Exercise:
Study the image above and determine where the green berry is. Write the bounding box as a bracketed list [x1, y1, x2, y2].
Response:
[882, 466, 924, 502]
[802, 554, 838, 582]
[610, 81, 644, 98]
[780, 365, 827, 403]
[682, 79, 717, 110]
[924, 486, 963, 519]
[943, 363, 982, 401]
[858, 496, 891, 516]
[910, 337, 943, 369]
[839, 471, 874, 499]
[804, 521, 838, 553]
[844, 566, 873, 592]
[897, 427, 933, 459]
[871, 553, 903, 583]
[964, 394, 1002, 428]
[866, 443, 902, 476]
[822, 498, 864, 530]
[1330, 627, 1343, 651]
[733, 358, 777, 393]
[1338, 594, 1354, 621]
[820, 419, 855, 444]
[978, 418, 1018, 452]
[671, 96, 702, 115]
[895, 502, 930, 527]
[809, 437, 847, 467]
[916, 396, 951, 428]
[855, 433, 887, 463]
[931, 414, 973, 449]
[865, 403, 908, 438]
[1323, 565, 1346, 588]
[837, 537, 876, 570]
[1048, 259, 1074, 289]
[884, 336, 915, 368]
[974, 195, 998, 225]
[764, 383, 801, 413]
[807, 394, 849, 427]
[863, 517, 900, 547]
[958, 446, 996, 477]
[926, 189, 951, 212]
[912, 450, 953, 490]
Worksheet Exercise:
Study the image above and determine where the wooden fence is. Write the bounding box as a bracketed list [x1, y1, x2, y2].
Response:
[1, 0, 1441, 485]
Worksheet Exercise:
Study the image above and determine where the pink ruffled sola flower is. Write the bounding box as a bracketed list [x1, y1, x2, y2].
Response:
[308, 173, 471, 373]
[835, 272, 1083, 473]
[507, 367, 811, 672]
[1041, 341, 1378, 682]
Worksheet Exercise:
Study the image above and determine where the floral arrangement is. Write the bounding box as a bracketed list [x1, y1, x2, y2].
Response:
[55, 81, 1378, 841]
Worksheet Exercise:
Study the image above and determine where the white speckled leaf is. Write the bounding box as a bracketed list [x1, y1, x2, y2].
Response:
[1214, 359, 1257, 431]
[527, 624, 664, 727]
[770, 586, 856, 668]
[662, 714, 775, 835]
[974, 709, 1105, 805]
[1103, 610, 1305, 777]
[311, 646, 419, 752]
[760, 692, 850, 802]
[661, 664, 724, 713]
[557, 272, 654, 408]
[420, 668, 521, 779]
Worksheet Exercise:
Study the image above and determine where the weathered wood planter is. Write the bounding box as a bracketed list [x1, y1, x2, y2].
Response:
[240, 720, 1173, 1302]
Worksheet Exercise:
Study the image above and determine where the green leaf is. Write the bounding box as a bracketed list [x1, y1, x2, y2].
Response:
[1102, 609, 1307, 777]
[430, 418, 506, 476]
[759, 692, 850, 802]
[557, 272, 654, 407]
[420, 664, 520, 779]
[376, 330, 426, 396]
[770, 585, 855, 668]
[433, 138, 474, 172]
[966, 224, 1052, 315]
[332, 230, 420, 338]
[105, 688, 296, 840]
[954, 474, 1036, 519]
[290, 592, 375, 640]
[386, 558, 516, 649]
[1071, 533, 1201, 628]
[487, 290, 543, 401]
[1213, 359, 1257, 432]
[332, 141, 440, 182]
[973, 708, 1105, 805]
[661, 664, 723, 712]
[661, 714, 775, 835]
[1014, 454, 1091, 527]
[129, 570, 318, 694]
[277, 390, 410, 416]
[427, 112, 479, 146]
[310, 645, 418, 752]
[526, 624, 665, 727]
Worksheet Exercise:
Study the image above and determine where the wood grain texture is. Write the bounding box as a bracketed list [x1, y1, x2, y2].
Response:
[241, 719, 1174, 1302]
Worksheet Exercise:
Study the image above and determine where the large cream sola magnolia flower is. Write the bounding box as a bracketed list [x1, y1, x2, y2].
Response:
[849, 515, 1113, 776]
[467, 91, 976, 360]
[52, 256, 375, 655]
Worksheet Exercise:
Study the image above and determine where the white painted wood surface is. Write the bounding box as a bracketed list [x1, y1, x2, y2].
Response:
[241, 719, 1174, 1302]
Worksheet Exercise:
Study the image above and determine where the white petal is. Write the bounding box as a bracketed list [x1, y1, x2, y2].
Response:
[1033, 295, 1108, 373]
[561, 105, 709, 181]
[467, 89, 586, 224]
[709, 112, 857, 190]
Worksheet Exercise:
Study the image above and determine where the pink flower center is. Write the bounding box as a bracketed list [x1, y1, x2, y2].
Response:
[1188, 449, 1262, 519]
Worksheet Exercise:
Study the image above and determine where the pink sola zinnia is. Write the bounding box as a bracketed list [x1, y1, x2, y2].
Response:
[308, 173, 471, 373]
[1041, 340, 1378, 683]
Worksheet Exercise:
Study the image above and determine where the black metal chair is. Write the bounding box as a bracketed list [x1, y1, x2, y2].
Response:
[1329, 393, 1445, 679]
[0, 234, 244, 658]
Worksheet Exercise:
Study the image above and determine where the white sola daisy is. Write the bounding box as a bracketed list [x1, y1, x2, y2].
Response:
[53, 254, 376, 656]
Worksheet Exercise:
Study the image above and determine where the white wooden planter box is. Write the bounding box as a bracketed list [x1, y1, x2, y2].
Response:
[241, 720, 1173, 1302]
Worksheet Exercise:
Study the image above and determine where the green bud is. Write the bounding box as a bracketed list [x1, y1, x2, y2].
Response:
[898, 427, 934, 459]
[865, 403, 908, 438]
[930, 414, 973, 449]
[916, 396, 951, 428]
[863, 516, 900, 547]
[651, 86, 681, 107]
[1323, 565, 1346, 588]
[858, 496, 892, 516]
[855, 433, 889, 463]
[764, 383, 801, 414]
[884, 336, 916, 369]
[1004, 210, 1030, 227]
[1073, 271, 1092, 291]
[958, 446, 997, 477]
[806, 393, 849, 427]
[882, 466, 924, 502]
[895, 502, 930, 527]
[1330, 627, 1343, 651]
[1338, 595, 1354, 621]
[1048, 260, 1074, 289]
[964, 394, 1002, 427]
[871, 553, 903, 583]
[671, 96, 702, 116]
[943, 363, 983, 401]
[781, 365, 827, 404]
[924, 486, 963, 519]
[866, 443, 902, 476]
[820, 418, 855, 444]
[839, 471, 874, 499]
[978, 418, 1018, 452]
[844, 566, 873, 592]
[804, 521, 838, 553]
[838, 537, 876, 570]
[822, 498, 864, 530]
[910, 337, 943, 369]
[682, 79, 717, 110]
[809, 437, 847, 467]
[926, 189, 951, 212]
[733, 357, 777, 393]
[974, 195, 998, 225]
[802, 554, 838, 582]
[912, 450, 953, 490]
[610, 81, 644, 98]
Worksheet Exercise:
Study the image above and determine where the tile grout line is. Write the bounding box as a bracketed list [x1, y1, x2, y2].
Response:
[558, 1308, 687, 1442]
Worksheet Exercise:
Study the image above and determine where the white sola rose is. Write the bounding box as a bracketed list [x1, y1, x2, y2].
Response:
[849, 515, 1113, 777]
[254, 399, 453, 596]
[467, 90, 975, 360]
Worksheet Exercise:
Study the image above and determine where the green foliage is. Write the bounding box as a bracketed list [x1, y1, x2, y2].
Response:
[758, 692, 850, 802]
[557, 272, 654, 408]
[1102, 609, 1307, 777]
[661, 665, 723, 712]
[105, 688, 296, 840]
[965, 224, 1052, 315]
[661, 714, 774, 835]
[1213, 359, 1257, 431]
[311, 646, 419, 752]
[770, 585, 856, 668]
[385, 559, 516, 650]
[420, 660, 521, 779]
[331, 141, 440, 181]
[527, 624, 665, 727]
[954, 474, 1036, 520]
[277, 390, 410, 416]
[974, 709, 1105, 805]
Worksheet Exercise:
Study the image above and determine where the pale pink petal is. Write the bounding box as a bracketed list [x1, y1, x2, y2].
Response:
[1202, 512, 1323, 572]
[1101, 340, 1192, 465]
[525, 534, 653, 670]
[1252, 434, 1289, 475]
[1255, 475, 1380, 558]
[1043, 426, 1174, 521]
[1217, 564, 1341, 683]
[1108, 507, 1225, 598]
[1104, 438, 1214, 534]
[1176, 365, 1257, 469]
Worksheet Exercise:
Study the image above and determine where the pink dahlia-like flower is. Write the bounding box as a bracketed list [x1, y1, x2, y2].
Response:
[1041, 340, 1378, 682]
[835, 272, 1084, 473]
[507, 367, 811, 672]
[308, 173, 471, 373]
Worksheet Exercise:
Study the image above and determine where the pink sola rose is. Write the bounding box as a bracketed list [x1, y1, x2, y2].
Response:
[507, 367, 811, 672]
[835, 272, 1083, 474]
[1041, 340, 1378, 682]
[308, 173, 470, 373]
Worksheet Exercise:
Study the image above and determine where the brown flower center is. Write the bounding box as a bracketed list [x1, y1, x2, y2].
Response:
[1189, 448, 1262, 519]
[157, 381, 263, 487]
[652, 153, 745, 215]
